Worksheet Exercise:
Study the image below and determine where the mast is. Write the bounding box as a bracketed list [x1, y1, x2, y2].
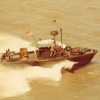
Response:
[60, 28, 63, 48]
[52, 20, 59, 45]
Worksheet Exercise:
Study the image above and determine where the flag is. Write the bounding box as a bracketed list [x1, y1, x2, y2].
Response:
[24, 30, 33, 37]
[53, 20, 56, 22]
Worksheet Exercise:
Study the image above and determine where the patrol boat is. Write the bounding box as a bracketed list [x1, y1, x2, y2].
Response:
[28, 29, 97, 70]
[0, 28, 97, 71]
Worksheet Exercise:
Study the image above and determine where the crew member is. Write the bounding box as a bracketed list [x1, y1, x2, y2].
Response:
[6, 49, 10, 59]
[50, 41, 56, 57]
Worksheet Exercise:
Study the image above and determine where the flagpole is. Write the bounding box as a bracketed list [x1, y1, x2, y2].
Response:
[60, 28, 63, 48]
[32, 34, 38, 49]
[24, 30, 38, 49]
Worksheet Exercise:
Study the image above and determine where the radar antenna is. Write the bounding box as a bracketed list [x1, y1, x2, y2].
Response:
[50, 30, 59, 45]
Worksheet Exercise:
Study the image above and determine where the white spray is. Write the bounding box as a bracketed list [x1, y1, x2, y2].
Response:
[0, 34, 76, 98]
[22, 60, 76, 81]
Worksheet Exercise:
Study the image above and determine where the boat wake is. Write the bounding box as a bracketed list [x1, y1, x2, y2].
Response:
[22, 60, 76, 81]
[0, 34, 76, 98]
[0, 60, 76, 98]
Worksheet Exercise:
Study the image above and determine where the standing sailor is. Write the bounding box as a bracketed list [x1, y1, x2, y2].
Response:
[50, 30, 58, 58]
[6, 49, 10, 59]
[50, 41, 56, 57]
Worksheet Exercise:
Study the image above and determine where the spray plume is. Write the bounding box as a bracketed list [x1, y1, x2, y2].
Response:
[0, 34, 76, 98]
